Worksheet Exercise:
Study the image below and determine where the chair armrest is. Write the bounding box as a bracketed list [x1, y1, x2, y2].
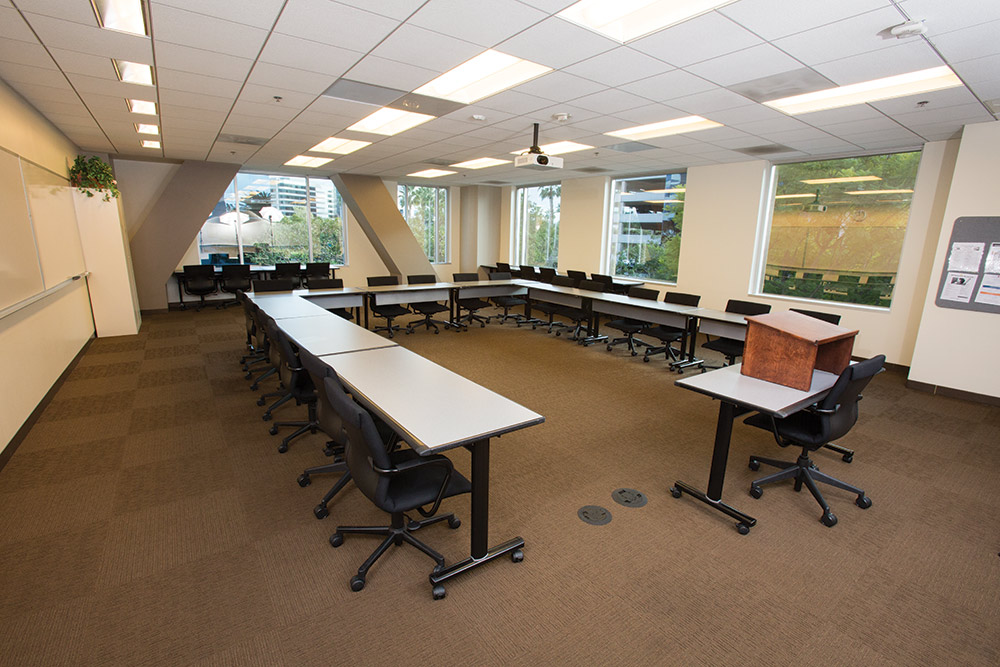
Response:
[371, 454, 455, 517]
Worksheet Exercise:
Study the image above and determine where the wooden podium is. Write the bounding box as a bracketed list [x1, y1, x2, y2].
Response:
[741, 311, 858, 390]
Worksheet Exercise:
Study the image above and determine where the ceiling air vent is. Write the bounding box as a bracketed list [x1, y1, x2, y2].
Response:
[735, 144, 795, 156]
[217, 134, 268, 146]
[574, 167, 611, 173]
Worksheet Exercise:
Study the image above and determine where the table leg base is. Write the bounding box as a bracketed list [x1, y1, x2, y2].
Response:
[672, 480, 757, 534]
[429, 536, 525, 586]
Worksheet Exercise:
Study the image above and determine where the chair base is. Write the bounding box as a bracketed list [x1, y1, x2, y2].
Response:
[298, 460, 350, 520]
[372, 322, 413, 338]
[748, 451, 871, 527]
[410, 315, 452, 334]
[606, 332, 651, 356]
[457, 311, 490, 328]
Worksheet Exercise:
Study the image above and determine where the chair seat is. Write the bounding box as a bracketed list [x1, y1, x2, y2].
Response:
[373, 304, 410, 318]
[493, 295, 525, 306]
[412, 301, 449, 315]
[458, 297, 490, 310]
[701, 337, 744, 357]
[744, 411, 826, 448]
[640, 324, 684, 341]
[382, 450, 472, 514]
[606, 318, 645, 334]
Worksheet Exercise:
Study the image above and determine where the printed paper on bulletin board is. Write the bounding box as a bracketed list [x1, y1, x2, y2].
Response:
[934, 217, 1000, 314]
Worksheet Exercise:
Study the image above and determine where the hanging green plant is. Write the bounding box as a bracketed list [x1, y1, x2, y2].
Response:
[69, 155, 120, 202]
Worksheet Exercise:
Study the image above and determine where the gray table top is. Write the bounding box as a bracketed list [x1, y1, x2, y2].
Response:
[277, 313, 397, 356]
[675, 364, 839, 418]
[247, 292, 331, 319]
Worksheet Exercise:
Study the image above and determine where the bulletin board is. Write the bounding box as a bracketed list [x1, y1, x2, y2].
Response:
[934, 216, 1000, 314]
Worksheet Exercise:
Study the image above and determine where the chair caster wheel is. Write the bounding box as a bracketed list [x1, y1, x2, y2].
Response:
[843, 453, 854, 463]
[256, 397, 265, 406]
[350, 575, 365, 592]
[245, 373, 253, 380]
[432, 584, 446, 600]
[447, 516, 461, 529]
[670, 486, 682, 498]
[643, 357, 650, 363]
[330, 532, 343, 547]
[297, 474, 310, 487]
[262, 413, 272, 422]
[606, 344, 613, 351]
[434, 330, 439, 334]
[736, 522, 751, 535]
[748, 458, 760, 471]
[277, 443, 288, 454]
[555, 332, 561, 337]
[269, 425, 278, 435]
[821, 512, 838, 527]
[480, 322, 486, 328]
[856, 495, 872, 509]
[631, 350, 638, 356]
[749, 484, 763, 499]
[511, 549, 524, 563]
[314, 505, 329, 519]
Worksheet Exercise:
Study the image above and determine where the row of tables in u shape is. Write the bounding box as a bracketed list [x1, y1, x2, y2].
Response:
[247, 274, 845, 594]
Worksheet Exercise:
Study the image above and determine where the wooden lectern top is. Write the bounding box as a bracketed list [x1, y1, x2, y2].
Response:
[744, 311, 857, 344]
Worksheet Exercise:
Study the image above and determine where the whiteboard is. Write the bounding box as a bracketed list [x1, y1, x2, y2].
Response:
[0, 150, 44, 312]
[22, 160, 86, 288]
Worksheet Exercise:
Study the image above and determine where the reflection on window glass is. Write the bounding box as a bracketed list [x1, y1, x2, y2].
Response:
[608, 173, 686, 282]
[760, 151, 921, 307]
[513, 184, 560, 268]
[397, 184, 448, 263]
[197, 173, 346, 265]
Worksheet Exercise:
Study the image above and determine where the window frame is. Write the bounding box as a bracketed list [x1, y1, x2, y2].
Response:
[512, 182, 561, 268]
[397, 183, 450, 264]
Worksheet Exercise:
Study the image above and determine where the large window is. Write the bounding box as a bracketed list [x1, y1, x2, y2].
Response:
[197, 173, 346, 265]
[397, 184, 448, 263]
[759, 151, 921, 307]
[608, 173, 686, 282]
[513, 184, 560, 267]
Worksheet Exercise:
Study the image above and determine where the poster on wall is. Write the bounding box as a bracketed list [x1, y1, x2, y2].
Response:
[934, 217, 1000, 314]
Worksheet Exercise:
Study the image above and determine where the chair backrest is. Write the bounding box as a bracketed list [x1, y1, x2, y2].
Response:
[305, 262, 330, 278]
[367, 275, 399, 287]
[591, 273, 614, 287]
[453, 273, 478, 282]
[578, 279, 605, 292]
[816, 354, 885, 442]
[790, 307, 842, 325]
[274, 263, 300, 278]
[551, 275, 575, 288]
[238, 291, 255, 336]
[221, 264, 250, 279]
[407, 274, 436, 284]
[253, 278, 295, 292]
[489, 272, 512, 281]
[519, 265, 538, 280]
[183, 264, 215, 278]
[538, 267, 556, 283]
[628, 286, 659, 300]
[496, 262, 511, 272]
[324, 375, 391, 508]
[299, 346, 344, 442]
[265, 317, 313, 396]
[566, 269, 587, 282]
[726, 299, 771, 316]
[664, 292, 701, 307]
[307, 277, 344, 289]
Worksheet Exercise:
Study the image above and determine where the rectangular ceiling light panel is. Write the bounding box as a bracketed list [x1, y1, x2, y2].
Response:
[126, 99, 156, 115]
[347, 107, 434, 136]
[114, 60, 154, 86]
[408, 169, 456, 178]
[557, 0, 737, 43]
[134, 123, 158, 135]
[141, 139, 160, 148]
[450, 157, 511, 169]
[285, 155, 334, 168]
[414, 50, 551, 104]
[309, 137, 372, 154]
[92, 0, 147, 36]
[606, 115, 722, 140]
[764, 66, 963, 115]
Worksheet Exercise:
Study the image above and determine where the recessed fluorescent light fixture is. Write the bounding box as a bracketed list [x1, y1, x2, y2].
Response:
[774, 193, 817, 199]
[308, 137, 371, 155]
[606, 115, 722, 140]
[414, 50, 552, 104]
[845, 189, 914, 195]
[763, 66, 963, 115]
[113, 59, 153, 86]
[510, 141, 593, 156]
[557, 0, 737, 43]
[140, 140, 160, 149]
[91, 0, 147, 36]
[450, 157, 511, 169]
[347, 107, 434, 136]
[126, 99, 156, 115]
[801, 175, 882, 185]
[134, 123, 158, 135]
[408, 169, 456, 178]
[284, 155, 334, 168]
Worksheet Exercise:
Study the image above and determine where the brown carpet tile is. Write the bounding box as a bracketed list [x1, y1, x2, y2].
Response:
[0, 305, 998, 666]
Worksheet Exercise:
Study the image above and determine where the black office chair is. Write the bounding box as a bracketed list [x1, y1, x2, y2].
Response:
[326, 375, 470, 597]
[641, 292, 702, 365]
[743, 355, 884, 527]
[237, 291, 261, 367]
[407, 274, 452, 334]
[565, 269, 586, 286]
[701, 299, 771, 366]
[550, 278, 602, 341]
[605, 286, 659, 356]
[488, 271, 527, 324]
[538, 267, 556, 283]
[519, 265, 538, 281]
[181, 265, 217, 311]
[216, 264, 251, 309]
[245, 302, 277, 389]
[252, 278, 296, 292]
[304, 262, 331, 287]
[366, 276, 413, 337]
[273, 262, 302, 288]
[262, 318, 318, 453]
[526, 274, 572, 332]
[296, 347, 349, 519]
[591, 273, 621, 294]
[307, 277, 353, 321]
[496, 261, 512, 275]
[453, 272, 490, 328]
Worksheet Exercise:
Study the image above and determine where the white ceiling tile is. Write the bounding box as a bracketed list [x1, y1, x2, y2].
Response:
[151, 5, 269, 59]
[155, 42, 253, 82]
[707, 103, 788, 125]
[158, 104, 228, 122]
[161, 117, 223, 132]
[239, 84, 317, 110]
[158, 88, 234, 111]
[156, 67, 243, 97]
[498, 16, 617, 69]
[331, 0, 429, 21]
[891, 102, 991, 125]
[47, 48, 117, 78]
[22, 12, 152, 62]
[475, 89, 552, 115]
[619, 68, 716, 102]
[868, 86, 980, 115]
[0, 7, 38, 42]
[230, 100, 300, 121]
[274, 0, 399, 53]
[736, 115, 816, 135]
[409, 0, 546, 48]
[897, 0, 1000, 36]
[811, 40, 944, 85]
[928, 19, 1000, 64]
[370, 24, 484, 73]
[563, 47, 673, 87]
[965, 80, 1000, 102]
[152, 0, 287, 29]
[0, 62, 67, 87]
[812, 116, 902, 135]
[257, 33, 361, 78]
[563, 115, 633, 134]
[344, 55, 437, 91]
[0, 40, 54, 69]
[12, 82, 76, 105]
[792, 103, 886, 126]
[67, 72, 155, 98]
[670, 88, 755, 115]
[608, 103, 685, 125]
[782, 137, 861, 152]
[510, 71, 605, 103]
[571, 88, 656, 115]
[630, 13, 762, 68]
[14, 0, 97, 24]
[772, 7, 909, 66]
[687, 44, 804, 87]
[246, 63, 335, 96]
[718, 0, 892, 41]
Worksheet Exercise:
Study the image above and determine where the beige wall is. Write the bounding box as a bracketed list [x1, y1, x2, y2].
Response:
[557, 176, 608, 274]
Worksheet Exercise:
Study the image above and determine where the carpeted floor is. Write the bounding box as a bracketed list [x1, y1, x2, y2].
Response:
[1, 305, 998, 666]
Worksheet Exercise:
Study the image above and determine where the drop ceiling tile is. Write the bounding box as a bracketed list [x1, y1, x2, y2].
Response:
[707, 103, 788, 125]
[14, 0, 97, 24]
[571, 88, 656, 115]
[303, 95, 377, 118]
[257, 33, 361, 78]
[718, 0, 891, 41]
[891, 102, 991, 125]
[607, 103, 685, 126]
[687, 44, 804, 88]
[772, 6, 908, 66]
[329, 0, 428, 21]
[158, 104, 228, 122]
[792, 103, 886, 126]
[511, 71, 605, 103]
[630, 13, 762, 69]
[0, 40, 55, 69]
[966, 79, 1000, 101]
[811, 40, 944, 85]
[229, 100, 299, 121]
[497, 16, 617, 70]
[370, 24, 483, 73]
[246, 63, 335, 96]
[12, 82, 76, 105]
[619, 68, 716, 102]
[869, 86, 979, 115]
[0, 62, 67, 87]
[929, 19, 1000, 64]
[408, 0, 546, 48]
[0, 7, 38, 42]
[897, 0, 1000, 36]
[164, 146, 210, 159]
[563, 47, 673, 87]
[158, 88, 234, 111]
[528, 103, 603, 126]
[782, 137, 861, 152]
[813, 116, 903, 135]
[22, 12, 152, 62]
[152, 0, 286, 29]
[47, 47, 117, 78]
[274, 0, 399, 53]
[66, 72, 155, 98]
[737, 115, 816, 135]
[475, 89, 552, 115]
[239, 84, 316, 109]
[669, 88, 755, 115]
[155, 68, 243, 97]
[344, 55, 438, 92]
[152, 5, 269, 59]
[563, 115, 632, 134]
[161, 117, 225, 132]
[155, 42, 253, 82]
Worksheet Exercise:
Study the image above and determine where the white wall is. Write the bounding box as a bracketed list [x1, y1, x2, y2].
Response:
[557, 176, 608, 273]
[909, 121, 1000, 398]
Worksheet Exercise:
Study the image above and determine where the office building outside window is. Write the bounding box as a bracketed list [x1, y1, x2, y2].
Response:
[397, 184, 448, 264]
[197, 173, 347, 265]
[513, 184, 560, 268]
[607, 173, 686, 282]
[759, 151, 921, 307]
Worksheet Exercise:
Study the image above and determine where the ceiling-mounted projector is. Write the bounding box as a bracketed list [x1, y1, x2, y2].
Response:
[515, 122, 563, 170]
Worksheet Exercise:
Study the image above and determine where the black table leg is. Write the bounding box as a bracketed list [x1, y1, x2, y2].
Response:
[671, 400, 757, 534]
[671, 315, 704, 372]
